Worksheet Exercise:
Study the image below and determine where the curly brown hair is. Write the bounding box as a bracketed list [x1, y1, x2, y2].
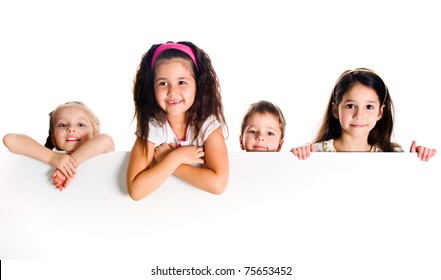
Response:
[133, 41, 227, 153]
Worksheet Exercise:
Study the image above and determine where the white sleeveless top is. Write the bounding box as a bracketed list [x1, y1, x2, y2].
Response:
[146, 115, 221, 147]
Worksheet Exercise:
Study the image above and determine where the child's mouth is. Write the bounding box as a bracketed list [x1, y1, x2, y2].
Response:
[167, 100, 182, 104]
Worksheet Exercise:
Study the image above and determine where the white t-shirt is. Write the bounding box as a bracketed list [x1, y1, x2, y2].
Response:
[146, 115, 221, 147]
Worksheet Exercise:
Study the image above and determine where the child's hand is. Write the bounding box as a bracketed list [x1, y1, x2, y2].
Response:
[52, 169, 73, 191]
[291, 143, 315, 160]
[153, 143, 204, 165]
[49, 153, 78, 178]
[153, 143, 176, 164]
[410, 140, 437, 162]
[172, 145, 205, 165]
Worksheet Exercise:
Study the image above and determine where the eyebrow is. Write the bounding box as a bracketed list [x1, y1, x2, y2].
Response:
[155, 76, 191, 81]
[55, 117, 90, 123]
[247, 125, 280, 132]
[343, 99, 379, 104]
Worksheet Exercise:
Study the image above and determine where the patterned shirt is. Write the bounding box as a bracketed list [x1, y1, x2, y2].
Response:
[313, 139, 404, 152]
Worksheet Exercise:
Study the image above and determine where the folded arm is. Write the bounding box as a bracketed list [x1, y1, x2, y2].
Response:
[172, 127, 229, 195]
[69, 133, 115, 165]
[3, 133, 77, 176]
[126, 138, 199, 200]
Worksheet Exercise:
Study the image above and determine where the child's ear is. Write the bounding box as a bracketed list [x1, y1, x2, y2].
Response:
[239, 135, 245, 151]
[277, 139, 284, 152]
[377, 104, 385, 120]
[332, 102, 339, 119]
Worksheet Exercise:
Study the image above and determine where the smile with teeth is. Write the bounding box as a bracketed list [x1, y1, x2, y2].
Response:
[167, 100, 183, 105]
[66, 137, 80, 141]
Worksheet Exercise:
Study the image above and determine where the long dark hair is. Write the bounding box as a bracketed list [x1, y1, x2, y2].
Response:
[314, 68, 399, 151]
[133, 41, 227, 153]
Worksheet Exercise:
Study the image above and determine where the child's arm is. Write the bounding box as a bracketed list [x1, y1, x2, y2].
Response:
[172, 127, 229, 195]
[291, 143, 316, 160]
[51, 133, 114, 190]
[410, 140, 437, 162]
[3, 133, 77, 177]
[69, 133, 115, 165]
[126, 137, 205, 200]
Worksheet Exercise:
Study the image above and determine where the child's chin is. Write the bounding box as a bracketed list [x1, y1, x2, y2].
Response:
[250, 149, 270, 152]
[62, 143, 81, 153]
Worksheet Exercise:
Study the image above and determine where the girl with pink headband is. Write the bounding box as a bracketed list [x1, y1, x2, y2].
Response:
[127, 41, 229, 200]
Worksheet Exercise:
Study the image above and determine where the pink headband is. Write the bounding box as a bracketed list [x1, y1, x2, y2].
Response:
[151, 42, 199, 71]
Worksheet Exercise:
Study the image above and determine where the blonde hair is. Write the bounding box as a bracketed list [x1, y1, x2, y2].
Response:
[45, 101, 100, 150]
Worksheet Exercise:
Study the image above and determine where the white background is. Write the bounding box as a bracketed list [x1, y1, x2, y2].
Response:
[1, 0, 440, 279]
[1, 0, 440, 153]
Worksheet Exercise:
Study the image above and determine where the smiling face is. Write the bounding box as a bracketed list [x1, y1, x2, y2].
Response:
[51, 104, 95, 153]
[332, 83, 384, 140]
[240, 112, 284, 152]
[154, 58, 197, 123]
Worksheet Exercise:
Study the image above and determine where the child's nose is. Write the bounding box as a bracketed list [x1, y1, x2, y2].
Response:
[168, 84, 178, 95]
[354, 108, 365, 119]
[67, 125, 75, 132]
[256, 133, 265, 141]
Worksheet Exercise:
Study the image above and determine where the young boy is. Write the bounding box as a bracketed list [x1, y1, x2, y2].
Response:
[240, 100, 286, 152]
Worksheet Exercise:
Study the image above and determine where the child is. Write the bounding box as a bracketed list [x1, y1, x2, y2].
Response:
[127, 41, 229, 200]
[291, 68, 437, 161]
[240, 100, 285, 152]
[3, 101, 115, 190]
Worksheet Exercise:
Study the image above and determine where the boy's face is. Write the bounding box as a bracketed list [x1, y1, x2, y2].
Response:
[240, 113, 284, 152]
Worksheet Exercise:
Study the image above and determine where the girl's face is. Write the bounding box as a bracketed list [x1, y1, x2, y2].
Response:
[154, 58, 196, 122]
[332, 83, 384, 139]
[240, 113, 284, 152]
[51, 105, 95, 152]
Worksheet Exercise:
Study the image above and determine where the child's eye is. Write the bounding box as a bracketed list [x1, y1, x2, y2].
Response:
[158, 81, 167, 86]
[247, 130, 256, 134]
[267, 132, 275, 136]
[367, 104, 374, 110]
[346, 104, 355, 109]
[178, 81, 187, 85]
[78, 123, 86, 127]
[57, 123, 67, 128]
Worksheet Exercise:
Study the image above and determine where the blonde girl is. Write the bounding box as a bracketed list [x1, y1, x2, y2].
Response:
[3, 101, 114, 190]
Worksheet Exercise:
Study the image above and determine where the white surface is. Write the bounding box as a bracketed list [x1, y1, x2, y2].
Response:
[1, 151, 440, 279]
